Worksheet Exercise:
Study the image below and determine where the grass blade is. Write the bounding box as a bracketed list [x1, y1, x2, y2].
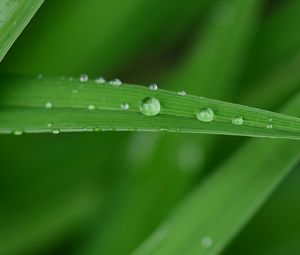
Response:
[132, 92, 300, 255]
[1, 75, 300, 139]
[0, 0, 44, 62]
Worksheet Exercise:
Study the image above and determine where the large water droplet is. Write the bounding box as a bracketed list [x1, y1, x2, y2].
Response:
[140, 97, 161, 116]
[201, 236, 213, 248]
[45, 102, 53, 109]
[121, 102, 129, 111]
[109, 79, 122, 86]
[232, 116, 243, 125]
[149, 83, 158, 91]
[80, 74, 88, 82]
[196, 108, 214, 122]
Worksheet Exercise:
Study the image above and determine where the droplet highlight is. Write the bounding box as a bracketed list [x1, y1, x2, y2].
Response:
[121, 102, 129, 111]
[95, 77, 106, 84]
[88, 104, 95, 111]
[80, 74, 88, 82]
[109, 79, 122, 86]
[13, 130, 23, 136]
[196, 108, 214, 122]
[178, 91, 186, 96]
[201, 236, 213, 248]
[45, 102, 53, 109]
[149, 83, 158, 91]
[232, 116, 243, 126]
[140, 97, 161, 116]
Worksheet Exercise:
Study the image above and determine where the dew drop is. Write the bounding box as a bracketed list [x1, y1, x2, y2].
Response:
[80, 74, 88, 82]
[52, 129, 60, 134]
[266, 123, 273, 129]
[45, 102, 53, 109]
[13, 130, 23, 136]
[149, 83, 158, 91]
[88, 104, 95, 110]
[120, 102, 129, 111]
[95, 77, 106, 84]
[109, 79, 122, 86]
[232, 116, 243, 125]
[178, 91, 186, 96]
[47, 123, 52, 128]
[196, 108, 214, 122]
[201, 236, 213, 248]
[140, 97, 161, 116]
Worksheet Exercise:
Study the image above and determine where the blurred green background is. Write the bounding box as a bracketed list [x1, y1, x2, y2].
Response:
[1, 0, 300, 254]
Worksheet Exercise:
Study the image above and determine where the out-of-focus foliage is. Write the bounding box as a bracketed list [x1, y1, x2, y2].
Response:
[1, 0, 300, 255]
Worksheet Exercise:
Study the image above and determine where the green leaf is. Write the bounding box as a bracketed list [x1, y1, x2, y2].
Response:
[132, 92, 300, 255]
[0, 0, 44, 62]
[1, 75, 300, 139]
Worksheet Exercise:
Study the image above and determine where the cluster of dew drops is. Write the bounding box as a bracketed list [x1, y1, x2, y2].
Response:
[12, 74, 274, 135]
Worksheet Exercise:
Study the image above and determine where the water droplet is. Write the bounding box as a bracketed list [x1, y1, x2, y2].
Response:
[201, 236, 213, 248]
[120, 102, 129, 111]
[45, 102, 53, 109]
[196, 108, 214, 122]
[178, 91, 186, 96]
[47, 123, 52, 128]
[95, 77, 106, 84]
[88, 104, 95, 110]
[13, 130, 23, 136]
[149, 83, 158, 91]
[232, 116, 243, 125]
[266, 123, 273, 129]
[109, 79, 122, 86]
[52, 129, 60, 134]
[140, 97, 161, 116]
[80, 74, 88, 82]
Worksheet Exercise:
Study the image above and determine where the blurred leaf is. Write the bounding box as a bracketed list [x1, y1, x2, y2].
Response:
[0, 0, 213, 76]
[223, 163, 300, 255]
[1, 76, 300, 139]
[132, 92, 300, 255]
[0, 0, 43, 62]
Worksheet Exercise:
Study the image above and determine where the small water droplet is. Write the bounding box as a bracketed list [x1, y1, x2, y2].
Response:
[120, 102, 129, 111]
[140, 97, 161, 116]
[95, 77, 106, 84]
[196, 108, 214, 122]
[201, 236, 213, 248]
[80, 74, 88, 82]
[232, 116, 243, 125]
[45, 102, 53, 109]
[149, 83, 158, 91]
[13, 130, 23, 136]
[178, 91, 186, 96]
[52, 129, 60, 134]
[109, 79, 122, 86]
[88, 104, 95, 110]
[47, 123, 52, 128]
[266, 123, 273, 129]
